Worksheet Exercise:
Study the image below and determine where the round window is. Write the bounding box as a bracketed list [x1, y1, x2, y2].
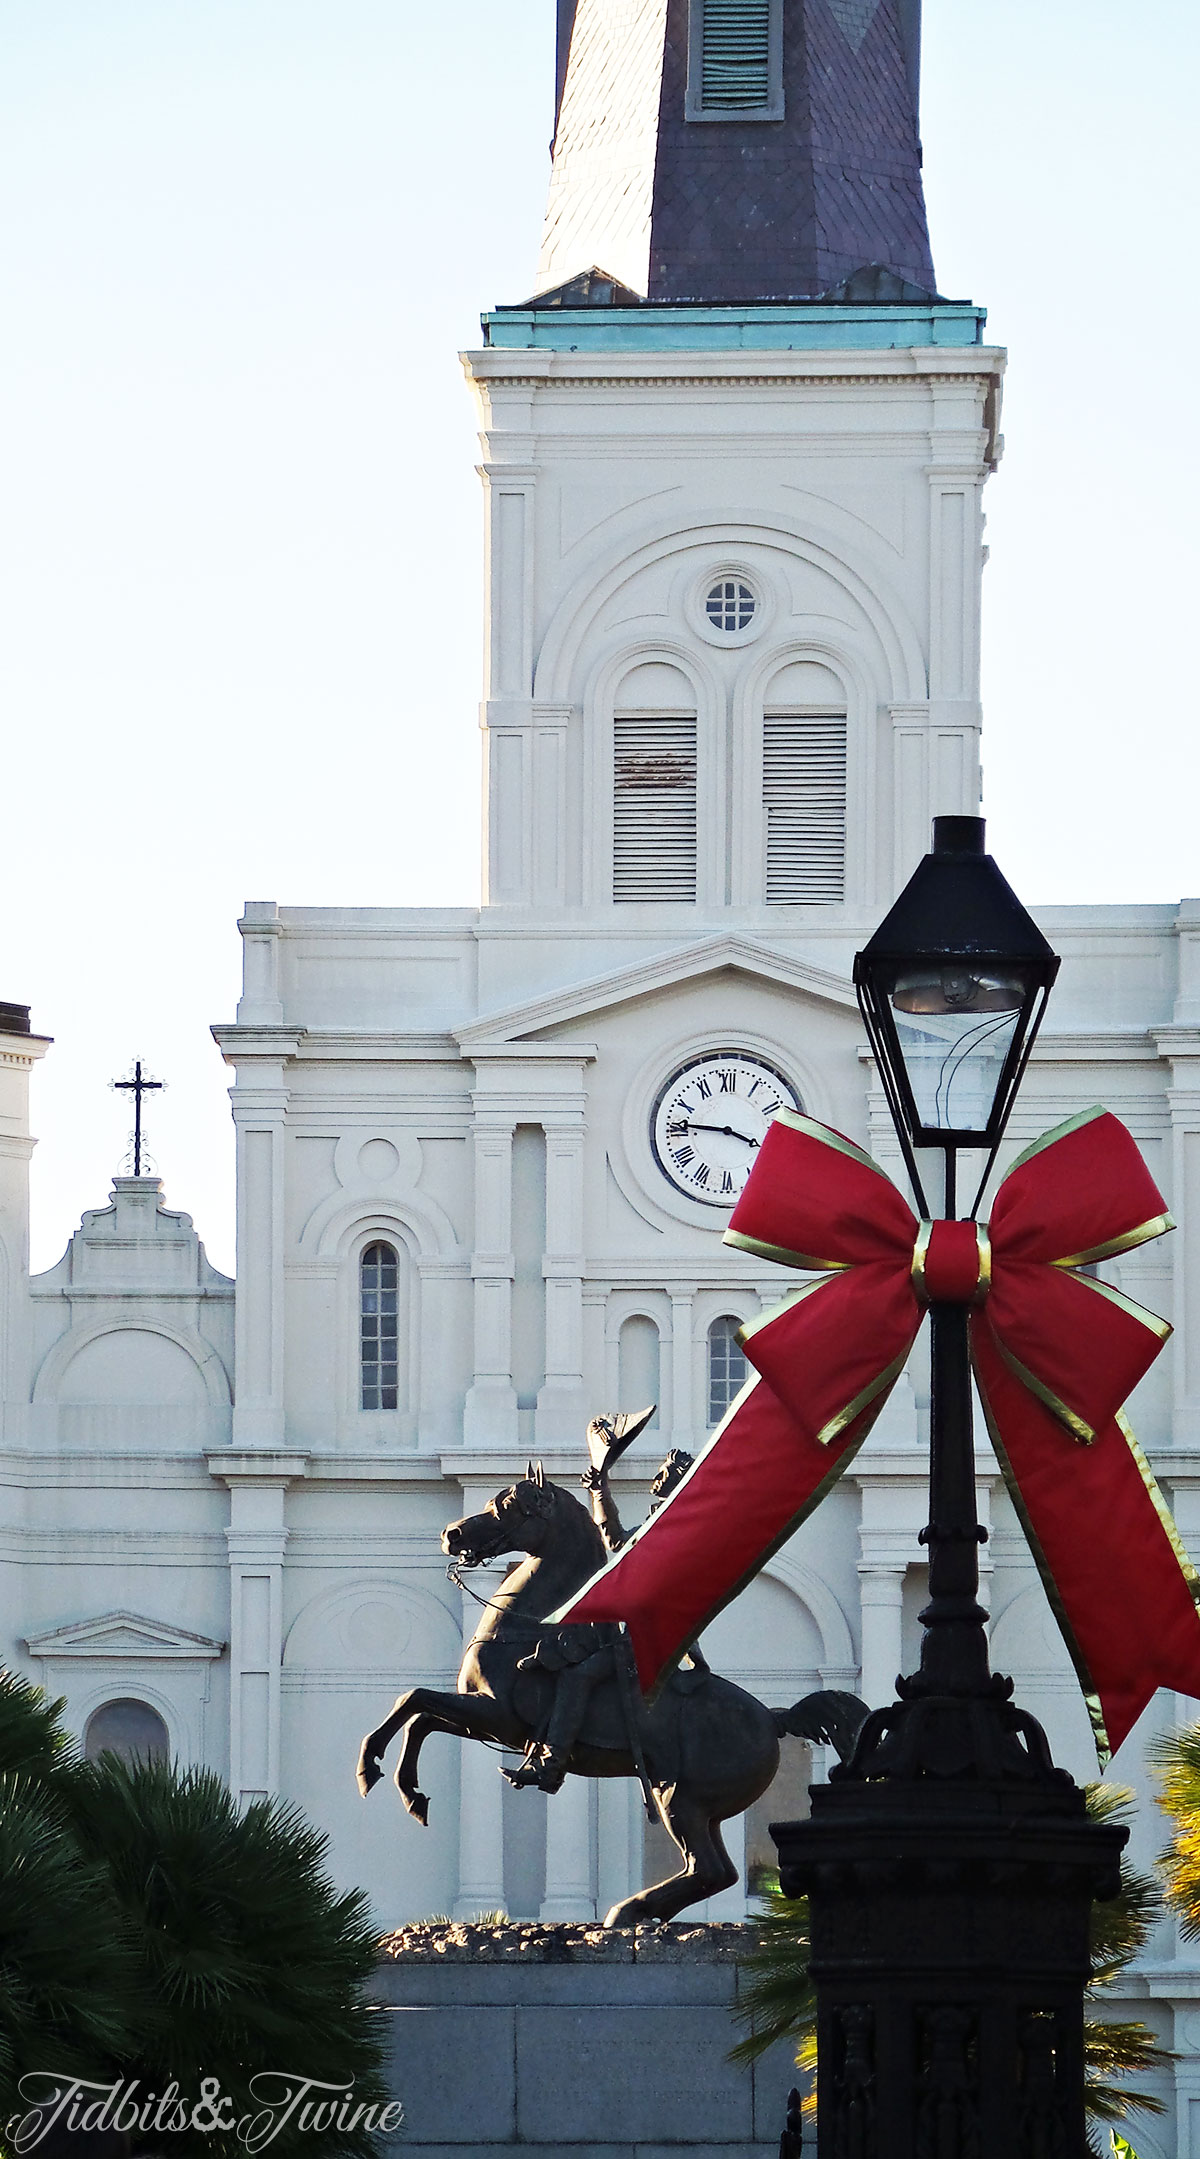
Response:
[705, 579, 756, 634]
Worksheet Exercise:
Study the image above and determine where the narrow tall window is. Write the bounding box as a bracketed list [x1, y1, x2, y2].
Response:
[708, 1314, 748, 1425]
[763, 713, 847, 903]
[361, 1242, 399, 1410]
[688, 0, 783, 120]
[613, 715, 698, 902]
[618, 1315, 661, 1427]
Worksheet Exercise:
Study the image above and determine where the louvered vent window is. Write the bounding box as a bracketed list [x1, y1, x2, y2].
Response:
[613, 715, 698, 902]
[763, 714, 847, 903]
[701, 0, 772, 109]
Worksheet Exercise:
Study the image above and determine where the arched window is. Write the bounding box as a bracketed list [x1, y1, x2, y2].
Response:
[708, 1314, 748, 1426]
[84, 1698, 169, 1766]
[618, 1315, 661, 1428]
[360, 1242, 399, 1410]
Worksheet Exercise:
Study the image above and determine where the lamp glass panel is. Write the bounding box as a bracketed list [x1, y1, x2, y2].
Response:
[889, 967, 1026, 1135]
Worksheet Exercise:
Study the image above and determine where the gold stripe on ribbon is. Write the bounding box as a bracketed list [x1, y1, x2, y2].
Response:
[975, 1376, 1112, 1767]
[1004, 1105, 1108, 1179]
[910, 1220, 992, 1308]
[1117, 1410, 1200, 1616]
[1052, 1213, 1177, 1271]
[989, 1337, 1098, 1446]
[910, 1219, 934, 1297]
[769, 1110, 895, 1183]
[724, 1228, 851, 1273]
[737, 1277, 837, 1348]
[813, 1351, 912, 1448]
[1069, 1272, 1173, 1345]
[986, 1274, 1171, 1446]
[738, 1286, 912, 1448]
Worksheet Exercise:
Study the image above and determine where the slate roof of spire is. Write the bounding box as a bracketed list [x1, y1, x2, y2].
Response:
[538, 0, 935, 306]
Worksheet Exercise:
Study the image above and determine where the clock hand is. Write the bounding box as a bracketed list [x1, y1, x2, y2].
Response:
[682, 1122, 759, 1144]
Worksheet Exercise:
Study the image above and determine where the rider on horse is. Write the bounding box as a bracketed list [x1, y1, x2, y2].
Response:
[503, 1408, 708, 1793]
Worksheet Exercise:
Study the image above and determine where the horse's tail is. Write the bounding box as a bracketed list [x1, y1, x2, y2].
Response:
[773, 1689, 870, 1765]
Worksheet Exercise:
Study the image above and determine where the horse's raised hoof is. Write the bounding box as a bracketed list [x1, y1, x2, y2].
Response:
[399, 1780, 429, 1826]
[357, 1752, 383, 1797]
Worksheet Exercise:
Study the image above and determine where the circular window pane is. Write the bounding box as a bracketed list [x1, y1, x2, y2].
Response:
[705, 579, 756, 634]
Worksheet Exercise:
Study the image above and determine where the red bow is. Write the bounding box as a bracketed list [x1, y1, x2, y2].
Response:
[559, 1107, 1200, 1759]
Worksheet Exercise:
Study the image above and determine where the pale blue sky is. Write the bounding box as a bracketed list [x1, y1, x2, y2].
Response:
[2, 1, 1198, 1274]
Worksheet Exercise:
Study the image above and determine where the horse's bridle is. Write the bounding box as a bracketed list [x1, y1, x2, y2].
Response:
[447, 1481, 551, 1571]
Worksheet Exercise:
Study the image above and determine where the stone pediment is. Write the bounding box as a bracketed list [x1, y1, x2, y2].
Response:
[455, 933, 856, 1051]
[24, 1611, 226, 1661]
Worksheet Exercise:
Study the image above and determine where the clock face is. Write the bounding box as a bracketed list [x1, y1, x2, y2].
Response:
[651, 1052, 801, 1208]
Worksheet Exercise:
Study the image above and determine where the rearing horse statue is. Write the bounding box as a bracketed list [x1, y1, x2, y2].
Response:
[357, 1463, 865, 1926]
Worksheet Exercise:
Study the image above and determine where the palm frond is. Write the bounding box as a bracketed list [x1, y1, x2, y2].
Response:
[729, 1886, 813, 2067]
[0, 1771, 139, 2112]
[60, 1753, 390, 2158]
[1083, 2016, 1170, 2121]
[0, 1669, 75, 1783]
[1150, 1723, 1200, 1942]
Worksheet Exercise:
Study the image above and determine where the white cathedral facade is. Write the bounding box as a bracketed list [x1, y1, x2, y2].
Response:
[4, 2, 1200, 2146]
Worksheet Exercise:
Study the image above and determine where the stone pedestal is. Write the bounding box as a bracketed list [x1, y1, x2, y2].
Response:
[372, 1921, 795, 2155]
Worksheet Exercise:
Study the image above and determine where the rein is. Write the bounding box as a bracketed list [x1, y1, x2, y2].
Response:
[445, 1561, 549, 1639]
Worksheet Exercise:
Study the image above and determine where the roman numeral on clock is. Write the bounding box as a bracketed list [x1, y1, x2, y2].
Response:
[673, 1145, 695, 1168]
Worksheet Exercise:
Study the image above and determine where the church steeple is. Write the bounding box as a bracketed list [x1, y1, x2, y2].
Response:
[539, 0, 934, 304]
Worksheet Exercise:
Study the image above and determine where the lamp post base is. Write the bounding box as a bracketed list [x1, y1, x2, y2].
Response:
[773, 1763, 1125, 2159]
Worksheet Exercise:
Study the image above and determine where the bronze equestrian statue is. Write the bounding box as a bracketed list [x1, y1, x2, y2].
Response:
[504, 1408, 703, 1792]
[356, 1412, 867, 1927]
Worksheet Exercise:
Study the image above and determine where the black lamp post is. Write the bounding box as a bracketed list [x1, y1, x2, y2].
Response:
[771, 817, 1125, 2159]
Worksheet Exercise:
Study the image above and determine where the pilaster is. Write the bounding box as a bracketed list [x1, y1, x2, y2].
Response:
[0, 1015, 51, 1419]
[542, 1777, 595, 1921]
[890, 701, 982, 887]
[463, 1114, 519, 1449]
[219, 1032, 300, 1449]
[208, 1452, 307, 1807]
[479, 431, 539, 907]
[537, 1118, 588, 1446]
[669, 1287, 697, 1454]
[461, 1050, 596, 1450]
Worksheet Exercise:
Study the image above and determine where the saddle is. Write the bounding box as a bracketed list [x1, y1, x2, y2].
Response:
[516, 1623, 612, 1674]
[512, 1624, 710, 1750]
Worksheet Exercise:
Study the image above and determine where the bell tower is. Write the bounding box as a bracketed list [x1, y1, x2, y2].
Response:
[462, 0, 1002, 924]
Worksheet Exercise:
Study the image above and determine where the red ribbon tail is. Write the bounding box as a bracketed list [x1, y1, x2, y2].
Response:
[555, 1373, 876, 1695]
[972, 1327, 1200, 1760]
